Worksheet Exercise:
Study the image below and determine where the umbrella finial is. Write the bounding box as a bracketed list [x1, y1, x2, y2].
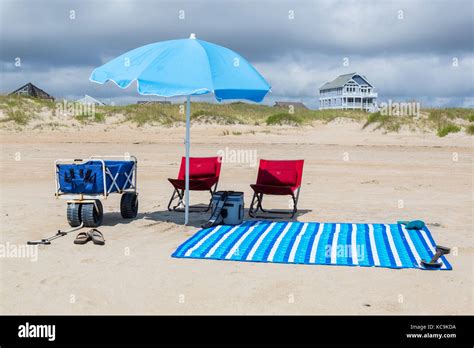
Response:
[189, 33, 196, 39]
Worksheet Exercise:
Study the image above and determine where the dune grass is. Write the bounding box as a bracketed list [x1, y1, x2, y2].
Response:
[0, 95, 53, 125]
[0, 108, 33, 125]
[437, 123, 461, 137]
[0, 94, 55, 109]
[426, 108, 471, 137]
[113, 102, 369, 126]
[465, 124, 474, 135]
[362, 112, 406, 132]
[427, 108, 474, 122]
[266, 113, 303, 126]
[74, 112, 105, 124]
[0, 95, 473, 136]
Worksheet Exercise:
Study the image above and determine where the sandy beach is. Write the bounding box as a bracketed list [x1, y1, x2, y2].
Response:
[0, 121, 472, 315]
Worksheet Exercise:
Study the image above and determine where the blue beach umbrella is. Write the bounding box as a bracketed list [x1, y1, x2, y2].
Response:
[90, 34, 271, 224]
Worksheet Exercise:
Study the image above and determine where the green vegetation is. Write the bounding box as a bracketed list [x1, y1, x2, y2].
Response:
[0, 95, 473, 137]
[437, 123, 461, 137]
[427, 108, 474, 122]
[117, 102, 368, 126]
[94, 112, 105, 123]
[0, 108, 32, 125]
[0, 95, 54, 125]
[0, 94, 55, 110]
[363, 112, 388, 129]
[362, 112, 404, 132]
[266, 113, 303, 126]
[32, 122, 66, 130]
[426, 108, 471, 137]
[74, 112, 105, 124]
[465, 124, 474, 135]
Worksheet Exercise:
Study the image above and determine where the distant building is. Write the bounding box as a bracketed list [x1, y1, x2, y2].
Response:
[76, 94, 105, 106]
[319, 73, 377, 112]
[137, 101, 171, 105]
[274, 101, 307, 109]
[9, 82, 54, 101]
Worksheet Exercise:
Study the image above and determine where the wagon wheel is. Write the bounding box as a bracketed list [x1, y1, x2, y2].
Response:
[120, 192, 138, 219]
[81, 200, 103, 227]
[67, 203, 82, 227]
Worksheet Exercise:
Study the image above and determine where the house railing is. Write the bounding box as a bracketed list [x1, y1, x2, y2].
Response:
[343, 102, 375, 108]
[320, 92, 378, 98]
[342, 92, 378, 98]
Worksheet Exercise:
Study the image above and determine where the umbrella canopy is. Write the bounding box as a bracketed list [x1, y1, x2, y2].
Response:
[90, 34, 271, 224]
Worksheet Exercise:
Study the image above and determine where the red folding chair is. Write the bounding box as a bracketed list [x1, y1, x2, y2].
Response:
[249, 159, 304, 218]
[168, 156, 222, 212]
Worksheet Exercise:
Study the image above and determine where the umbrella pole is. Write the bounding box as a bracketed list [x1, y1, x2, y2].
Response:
[184, 95, 191, 225]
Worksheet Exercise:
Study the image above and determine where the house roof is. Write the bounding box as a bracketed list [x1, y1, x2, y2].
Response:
[274, 101, 307, 109]
[320, 73, 372, 90]
[76, 94, 105, 105]
[9, 82, 54, 100]
[137, 100, 172, 105]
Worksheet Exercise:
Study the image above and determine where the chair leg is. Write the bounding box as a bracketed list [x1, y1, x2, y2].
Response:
[167, 189, 179, 211]
[248, 192, 259, 218]
[290, 193, 297, 218]
[204, 189, 214, 212]
[171, 189, 185, 211]
[171, 187, 217, 213]
[252, 189, 300, 219]
[291, 187, 301, 218]
[258, 193, 270, 212]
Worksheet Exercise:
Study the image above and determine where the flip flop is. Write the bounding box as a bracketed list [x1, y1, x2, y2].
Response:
[74, 231, 91, 245]
[89, 229, 105, 245]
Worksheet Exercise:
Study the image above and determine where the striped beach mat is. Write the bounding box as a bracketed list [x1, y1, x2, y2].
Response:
[172, 221, 452, 270]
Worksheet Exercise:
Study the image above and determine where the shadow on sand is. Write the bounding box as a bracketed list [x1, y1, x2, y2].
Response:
[101, 206, 312, 229]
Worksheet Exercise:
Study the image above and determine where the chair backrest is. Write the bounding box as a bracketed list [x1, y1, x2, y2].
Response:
[256, 159, 304, 188]
[177, 156, 222, 180]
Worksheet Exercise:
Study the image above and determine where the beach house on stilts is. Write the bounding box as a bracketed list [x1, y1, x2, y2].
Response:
[319, 73, 378, 112]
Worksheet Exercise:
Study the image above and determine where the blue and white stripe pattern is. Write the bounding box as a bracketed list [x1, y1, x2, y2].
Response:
[172, 221, 452, 270]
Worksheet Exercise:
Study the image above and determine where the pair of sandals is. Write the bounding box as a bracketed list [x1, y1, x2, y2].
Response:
[74, 229, 105, 245]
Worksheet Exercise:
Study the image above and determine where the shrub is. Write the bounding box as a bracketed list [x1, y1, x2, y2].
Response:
[191, 110, 207, 118]
[266, 113, 303, 126]
[437, 123, 461, 137]
[0, 108, 32, 125]
[465, 124, 474, 135]
[362, 112, 401, 132]
[74, 111, 105, 124]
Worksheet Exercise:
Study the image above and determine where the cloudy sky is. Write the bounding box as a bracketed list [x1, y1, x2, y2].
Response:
[1, 0, 473, 108]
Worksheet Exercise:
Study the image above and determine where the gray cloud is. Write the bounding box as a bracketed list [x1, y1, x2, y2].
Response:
[1, 0, 473, 107]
